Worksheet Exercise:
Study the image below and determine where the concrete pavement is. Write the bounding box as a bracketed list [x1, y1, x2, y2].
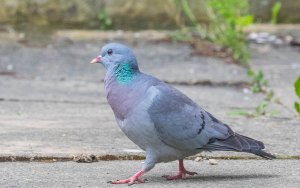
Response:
[0, 29, 299, 187]
[1, 160, 300, 188]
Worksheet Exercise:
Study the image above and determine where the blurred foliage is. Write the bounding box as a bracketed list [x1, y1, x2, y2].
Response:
[254, 100, 269, 116]
[97, 8, 112, 29]
[228, 71, 300, 118]
[206, 0, 253, 65]
[1, 0, 300, 30]
[228, 90, 279, 118]
[227, 101, 278, 118]
[168, 29, 193, 42]
[294, 77, 300, 115]
[227, 109, 252, 118]
[171, 0, 253, 65]
[247, 69, 268, 93]
[271, 1, 282, 24]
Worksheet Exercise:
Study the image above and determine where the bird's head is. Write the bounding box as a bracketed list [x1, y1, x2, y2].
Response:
[90, 43, 139, 73]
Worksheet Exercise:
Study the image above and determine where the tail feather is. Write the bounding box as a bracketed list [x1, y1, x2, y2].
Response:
[203, 133, 275, 159]
[250, 149, 276, 159]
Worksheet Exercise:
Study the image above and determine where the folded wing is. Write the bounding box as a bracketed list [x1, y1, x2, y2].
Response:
[147, 82, 233, 150]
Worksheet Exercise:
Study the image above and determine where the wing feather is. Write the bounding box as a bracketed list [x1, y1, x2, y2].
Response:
[147, 82, 233, 150]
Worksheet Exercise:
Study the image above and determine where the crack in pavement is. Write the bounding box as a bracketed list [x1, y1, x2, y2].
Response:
[0, 76, 248, 88]
[166, 80, 249, 88]
[0, 98, 105, 105]
[0, 155, 299, 163]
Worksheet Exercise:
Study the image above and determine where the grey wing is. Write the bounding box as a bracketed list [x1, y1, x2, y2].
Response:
[148, 83, 233, 150]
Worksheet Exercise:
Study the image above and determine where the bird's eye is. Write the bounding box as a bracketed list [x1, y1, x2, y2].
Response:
[107, 49, 113, 55]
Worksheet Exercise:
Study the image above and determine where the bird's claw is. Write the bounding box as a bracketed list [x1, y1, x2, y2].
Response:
[109, 178, 146, 185]
[185, 171, 198, 176]
[108, 170, 146, 185]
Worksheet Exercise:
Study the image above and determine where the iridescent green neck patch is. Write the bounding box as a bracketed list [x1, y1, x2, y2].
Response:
[114, 63, 136, 84]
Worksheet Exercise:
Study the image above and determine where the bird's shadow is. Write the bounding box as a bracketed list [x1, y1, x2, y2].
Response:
[147, 173, 278, 183]
[187, 174, 278, 182]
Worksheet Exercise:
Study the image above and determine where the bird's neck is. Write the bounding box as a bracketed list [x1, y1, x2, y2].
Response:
[113, 62, 139, 84]
[104, 64, 142, 120]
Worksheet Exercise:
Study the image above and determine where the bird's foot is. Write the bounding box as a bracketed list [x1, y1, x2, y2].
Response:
[162, 170, 197, 180]
[108, 170, 146, 185]
[109, 178, 146, 185]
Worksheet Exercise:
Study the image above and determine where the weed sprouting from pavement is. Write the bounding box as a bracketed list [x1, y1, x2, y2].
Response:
[206, 0, 253, 65]
[169, 0, 253, 65]
[167, 0, 294, 118]
[227, 96, 279, 118]
[271, 1, 282, 24]
[169, 29, 193, 42]
[294, 77, 300, 115]
[247, 69, 268, 93]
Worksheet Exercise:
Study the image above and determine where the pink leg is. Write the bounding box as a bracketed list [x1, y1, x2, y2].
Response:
[109, 170, 146, 185]
[163, 160, 197, 180]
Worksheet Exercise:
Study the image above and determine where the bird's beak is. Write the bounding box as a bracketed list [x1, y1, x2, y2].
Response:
[90, 56, 102, 64]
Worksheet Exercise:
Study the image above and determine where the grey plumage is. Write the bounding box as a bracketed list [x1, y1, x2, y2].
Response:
[147, 78, 275, 159]
[91, 43, 275, 184]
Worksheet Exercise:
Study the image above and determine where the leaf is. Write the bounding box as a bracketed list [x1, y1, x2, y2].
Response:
[255, 101, 268, 115]
[262, 79, 268, 86]
[257, 70, 264, 80]
[250, 85, 259, 93]
[180, 0, 198, 25]
[271, 1, 282, 24]
[236, 15, 253, 27]
[269, 110, 280, 117]
[227, 109, 250, 116]
[294, 76, 300, 98]
[247, 68, 254, 77]
[265, 90, 274, 101]
[295, 102, 300, 114]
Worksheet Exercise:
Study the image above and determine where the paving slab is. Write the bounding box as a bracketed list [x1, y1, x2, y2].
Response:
[0, 160, 300, 188]
[1, 30, 298, 110]
[0, 30, 248, 84]
[0, 30, 299, 159]
[0, 78, 265, 111]
[0, 77, 299, 157]
[0, 111, 298, 158]
[250, 44, 300, 109]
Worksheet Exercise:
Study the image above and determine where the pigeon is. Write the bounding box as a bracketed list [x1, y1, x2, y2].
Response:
[90, 43, 275, 185]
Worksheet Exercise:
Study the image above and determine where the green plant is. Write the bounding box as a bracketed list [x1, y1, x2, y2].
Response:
[206, 0, 253, 65]
[227, 101, 268, 118]
[97, 8, 112, 29]
[168, 29, 193, 42]
[227, 109, 252, 117]
[175, 0, 205, 35]
[254, 100, 268, 116]
[247, 69, 268, 93]
[271, 1, 282, 24]
[294, 76, 300, 115]
[172, 0, 253, 65]
[227, 99, 279, 118]
[227, 89, 280, 118]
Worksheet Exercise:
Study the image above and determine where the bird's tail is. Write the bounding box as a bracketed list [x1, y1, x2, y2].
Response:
[203, 133, 276, 159]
